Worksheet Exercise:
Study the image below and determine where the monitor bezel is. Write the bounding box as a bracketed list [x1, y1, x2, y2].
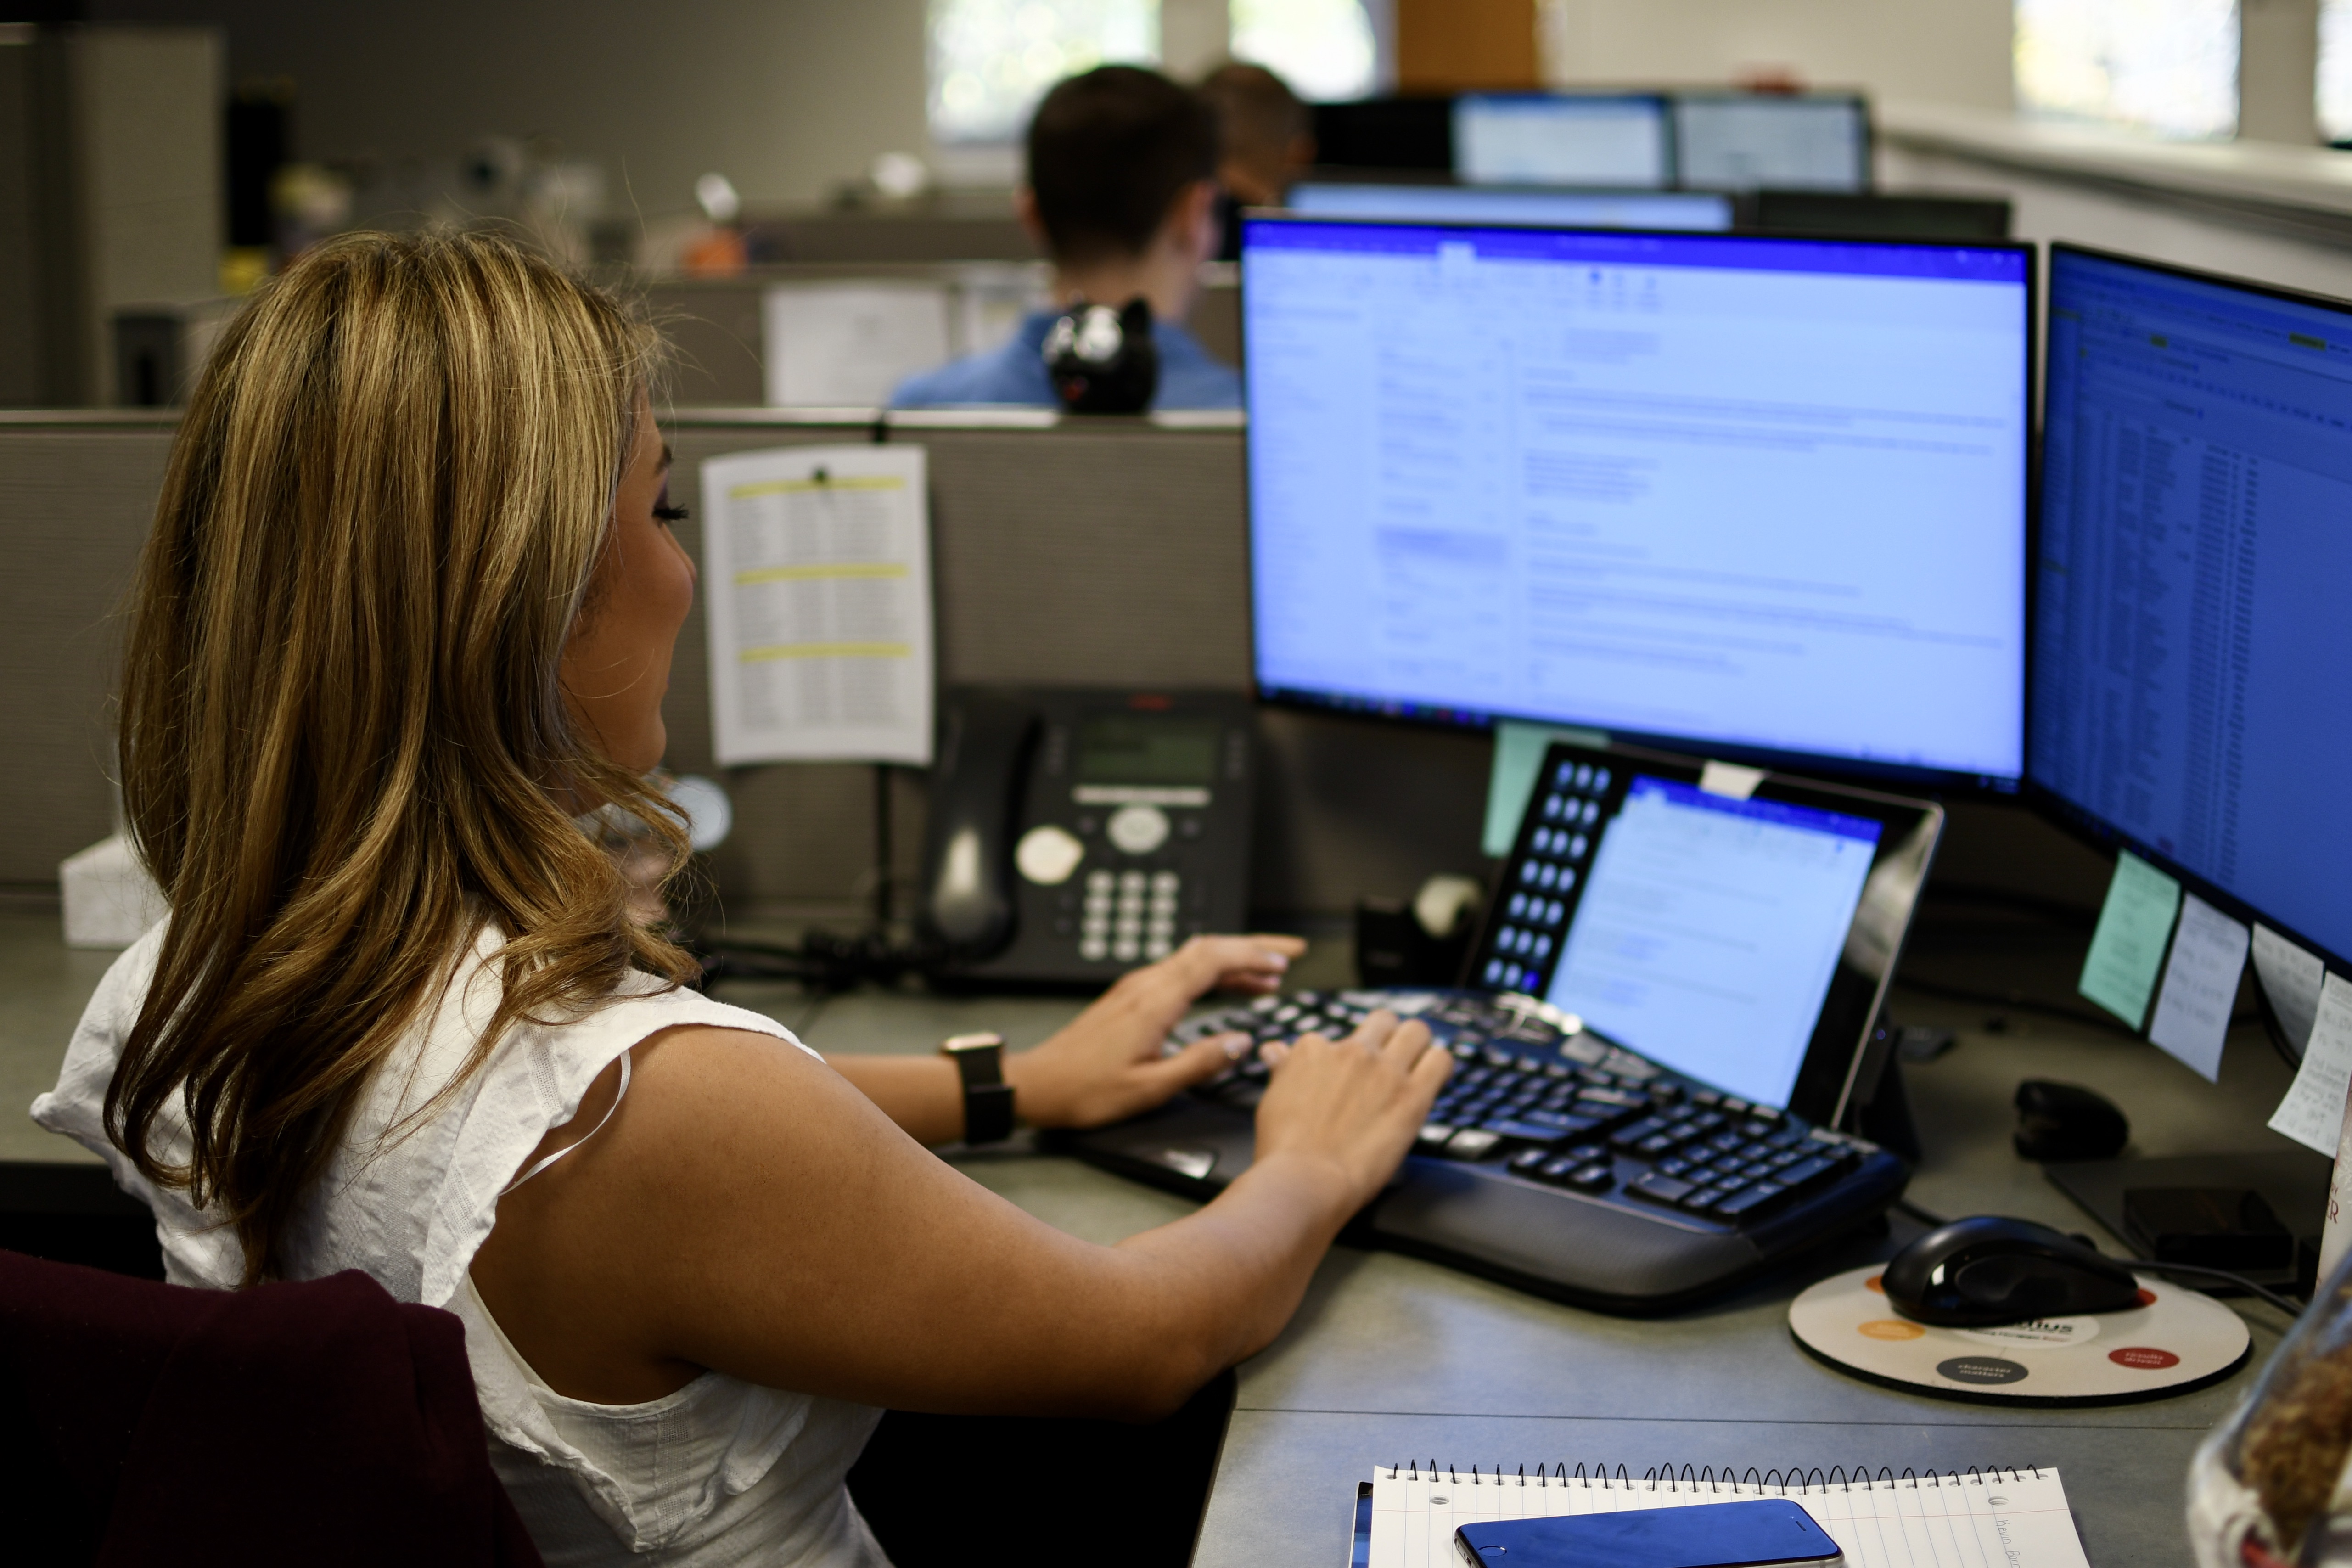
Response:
[1236, 212, 2041, 795]
[1664, 89, 1874, 194]
[2024, 241, 2352, 1015]
[1465, 737, 1944, 1126]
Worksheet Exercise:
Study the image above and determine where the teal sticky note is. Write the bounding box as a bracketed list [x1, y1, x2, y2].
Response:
[2079, 850, 2184, 1029]
[1482, 721, 1610, 856]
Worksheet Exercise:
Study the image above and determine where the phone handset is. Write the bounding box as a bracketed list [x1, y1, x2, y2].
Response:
[920, 696, 1040, 959]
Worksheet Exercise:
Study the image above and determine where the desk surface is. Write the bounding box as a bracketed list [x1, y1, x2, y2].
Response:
[0, 906, 2306, 1566]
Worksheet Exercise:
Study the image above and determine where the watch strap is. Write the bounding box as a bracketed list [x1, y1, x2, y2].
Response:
[941, 1032, 1015, 1144]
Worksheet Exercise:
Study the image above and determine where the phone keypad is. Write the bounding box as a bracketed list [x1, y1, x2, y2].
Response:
[1081, 868, 1183, 963]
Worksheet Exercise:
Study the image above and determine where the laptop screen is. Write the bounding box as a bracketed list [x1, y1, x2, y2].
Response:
[1483, 769, 1881, 1108]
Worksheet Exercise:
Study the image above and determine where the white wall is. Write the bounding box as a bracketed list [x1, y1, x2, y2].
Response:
[1542, 0, 2013, 112]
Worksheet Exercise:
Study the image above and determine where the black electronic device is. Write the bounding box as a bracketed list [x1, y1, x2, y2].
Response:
[1309, 96, 1456, 172]
[1747, 190, 2011, 239]
[919, 687, 1252, 985]
[2012, 1080, 2129, 1162]
[1042, 298, 1158, 414]
[1055, 739, 1940, 1312]
[1456, 1499, 1845, 1568]
[1881, 1215, 2144, 1326]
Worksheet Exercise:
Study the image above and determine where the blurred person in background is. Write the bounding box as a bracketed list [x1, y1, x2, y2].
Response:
[1198, 62, 1314, 261]
[890, 66, 1240, 410]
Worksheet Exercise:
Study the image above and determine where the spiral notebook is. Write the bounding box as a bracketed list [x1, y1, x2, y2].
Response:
[1353, 1462, 2089, 1568]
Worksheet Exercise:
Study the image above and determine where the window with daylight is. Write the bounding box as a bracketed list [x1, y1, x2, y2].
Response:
[2014, 0, 2238, 139]
[927, 0, 1160, 144]
[2320, 0, 2352, 141]
[1229, 0, 1378, 102]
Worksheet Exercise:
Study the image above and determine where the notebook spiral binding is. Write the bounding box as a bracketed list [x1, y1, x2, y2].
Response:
[1380, 1461, 2049, 1494]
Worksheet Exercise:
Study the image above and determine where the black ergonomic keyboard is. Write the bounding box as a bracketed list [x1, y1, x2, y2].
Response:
[1056, 986, 1906, 1314]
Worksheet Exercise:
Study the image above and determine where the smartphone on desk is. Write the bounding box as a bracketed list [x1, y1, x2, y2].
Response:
[1455, 1499, 1842, 1568]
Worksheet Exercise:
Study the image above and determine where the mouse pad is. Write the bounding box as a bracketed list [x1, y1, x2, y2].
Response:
[1789, 1264, 2251, 1406]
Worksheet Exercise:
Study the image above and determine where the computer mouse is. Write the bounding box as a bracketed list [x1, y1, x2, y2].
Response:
[1881, 1215, 2144, 1326]
[2013, 1079, 2129, 1162]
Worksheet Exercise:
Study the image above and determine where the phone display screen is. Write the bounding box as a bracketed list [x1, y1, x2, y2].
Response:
[1077, 717, 1221, 786]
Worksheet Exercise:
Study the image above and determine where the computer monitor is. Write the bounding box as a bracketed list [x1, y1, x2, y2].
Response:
[1453, 93, 1671, 188]
[1751, 190, 2011, 242]
[1671, 92, 1870, 192]
[1241, 215, 2034, 786]
[2034, 244, 2352, 977]
[1311, 96, 1456, 172]
[1288, 181, 1733, 232]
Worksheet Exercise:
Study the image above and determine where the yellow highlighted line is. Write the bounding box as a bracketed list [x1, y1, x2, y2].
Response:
[733, 562, 907, 585]
[739, 642, 910, 663]
[728, 476, 905, 498]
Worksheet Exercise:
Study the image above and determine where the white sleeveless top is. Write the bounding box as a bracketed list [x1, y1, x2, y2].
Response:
[33, 922, 891, 1567]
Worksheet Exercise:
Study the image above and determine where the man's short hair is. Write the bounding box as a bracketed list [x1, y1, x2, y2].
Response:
[1027, 66, 1218, 264]
[1198, 62, 1309, 167]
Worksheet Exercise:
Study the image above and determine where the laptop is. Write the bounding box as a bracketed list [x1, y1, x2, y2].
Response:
[1053, 737, 1942, 1313]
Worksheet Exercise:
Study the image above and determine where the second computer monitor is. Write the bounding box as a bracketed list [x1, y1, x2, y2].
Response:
[1241, 216, 2034, 785]
[1454, 93, 1672, 187]
[2033, 244, 2352, 968]
[1672, 93, 1870, 191]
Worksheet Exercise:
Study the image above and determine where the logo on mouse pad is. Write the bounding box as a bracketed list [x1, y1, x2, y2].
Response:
[1957, 1315, 2100, 1351]
[1937, 1356, 2029, 1385]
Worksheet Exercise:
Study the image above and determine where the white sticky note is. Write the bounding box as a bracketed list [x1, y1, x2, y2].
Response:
[2146, 894, 2250, 1081]
[1698, 760, 1766, 800]
[2269, 972, 2352, 1155]
[2252, 924, 2327, 1058]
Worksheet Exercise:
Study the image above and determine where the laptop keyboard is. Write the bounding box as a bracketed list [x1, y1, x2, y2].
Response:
[1178, 987, 1875, 1231]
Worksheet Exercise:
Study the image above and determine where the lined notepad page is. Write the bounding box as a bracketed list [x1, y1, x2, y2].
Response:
[1369, 1467, 2088, 1568]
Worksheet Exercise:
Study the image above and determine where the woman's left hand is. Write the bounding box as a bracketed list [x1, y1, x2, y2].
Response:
[1005, 934, 1305, 1130]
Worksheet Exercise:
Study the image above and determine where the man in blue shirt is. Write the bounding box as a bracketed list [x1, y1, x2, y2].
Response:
[891, 67, 1242, 412]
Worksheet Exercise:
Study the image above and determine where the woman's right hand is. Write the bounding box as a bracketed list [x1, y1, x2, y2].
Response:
[1249, 1011, 1451, 1212]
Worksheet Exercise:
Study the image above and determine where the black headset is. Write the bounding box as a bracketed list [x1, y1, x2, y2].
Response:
[1041, 297, 1159, 414]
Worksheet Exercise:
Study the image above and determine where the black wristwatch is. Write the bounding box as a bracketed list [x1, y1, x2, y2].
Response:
[941, 1032, 1016, 1145]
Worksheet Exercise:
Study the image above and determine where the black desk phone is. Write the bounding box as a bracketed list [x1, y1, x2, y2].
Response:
[920, 687, 1255, 984]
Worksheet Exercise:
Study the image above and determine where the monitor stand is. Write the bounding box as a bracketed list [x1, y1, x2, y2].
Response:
[2045, 1149, 2331, 1293]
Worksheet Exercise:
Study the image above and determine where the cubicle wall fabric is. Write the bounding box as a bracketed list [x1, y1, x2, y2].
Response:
[0, 427, 174, 888]
[0, 415, 1497, 920]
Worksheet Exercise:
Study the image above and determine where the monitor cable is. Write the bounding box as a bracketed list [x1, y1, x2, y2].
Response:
[1892, 1198, 2304, 1319]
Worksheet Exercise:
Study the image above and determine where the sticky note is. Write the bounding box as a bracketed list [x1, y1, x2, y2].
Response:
[1698, 761, 1766, 800]
[2270, 972, 2352, 1157]
[2146, 894, 2250, 1081]
[2077, 851, 2181, 1029]
[2252, 924, 2327, 1057]
[1482, 720, 1609, 857]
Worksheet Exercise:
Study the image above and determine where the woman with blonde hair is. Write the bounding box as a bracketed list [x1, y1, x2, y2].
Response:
[34, 230, 1448, 1565]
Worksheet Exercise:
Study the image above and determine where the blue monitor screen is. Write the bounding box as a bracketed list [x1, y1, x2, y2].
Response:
[1287, 182, 1733, 232]
[2034, 246, 2352, 963]
[1241, 216, 2033, 782]
[1454, 93, 1671, 187]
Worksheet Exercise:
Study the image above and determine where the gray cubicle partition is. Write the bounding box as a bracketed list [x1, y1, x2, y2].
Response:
[0, 409, 1492, 923]
[0, 413, 178, 890]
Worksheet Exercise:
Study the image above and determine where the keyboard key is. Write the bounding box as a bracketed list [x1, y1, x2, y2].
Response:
[1609, 1116, 1667, 1148]
[1524, 1110, 1600, 1135]
[1750, 1105, 1782, 1123]
[1566, 1163, 1613, 1192]
[1507, 1147, 1552, 1174]
[1563, 1143, 1606, 1164]
[1682, 1185, 1739, 1214]
[1484, 1118, 1569, 1146]
[1635, 1134, 1678, 1158]
[1416, 1124, 1454, 1150]
[1775, 1155, 1840, 1192]
[1712, 1182, 1787, 1222]
[1656, 1158, 1692, 1178]
[1690, 1089, 1722, 1107]
[1537, 1156, 1582, 1183]
[1445, 1128, 1504, 1160]
[1627, 1171, 1698, 1207]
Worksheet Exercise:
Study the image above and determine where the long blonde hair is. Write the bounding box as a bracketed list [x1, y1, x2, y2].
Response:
[110, 230, 695, 1282]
